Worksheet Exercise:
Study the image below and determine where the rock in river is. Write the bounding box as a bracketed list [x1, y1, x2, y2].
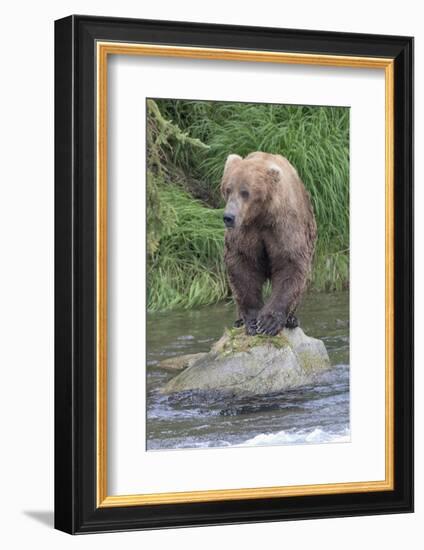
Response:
[161, 327, 330, 396]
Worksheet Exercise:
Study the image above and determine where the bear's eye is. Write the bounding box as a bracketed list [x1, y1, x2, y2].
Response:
[240, 189, 250, 200]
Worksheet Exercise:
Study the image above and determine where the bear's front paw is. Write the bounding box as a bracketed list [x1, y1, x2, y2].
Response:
[257, 312, 286, 336]
[245, 319, 258, 336]
[285, 313, 299, 329]
[233, 318, 244, 328]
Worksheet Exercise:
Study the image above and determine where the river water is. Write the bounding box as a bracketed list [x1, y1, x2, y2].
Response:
[146, 291, 349, 450]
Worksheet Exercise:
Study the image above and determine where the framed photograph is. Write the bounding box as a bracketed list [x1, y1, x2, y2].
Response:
[54, 15, 413, 534]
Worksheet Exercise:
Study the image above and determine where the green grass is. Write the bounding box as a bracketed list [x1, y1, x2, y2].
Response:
[147, 185, 228, 311]
[147, 99, 349, 311]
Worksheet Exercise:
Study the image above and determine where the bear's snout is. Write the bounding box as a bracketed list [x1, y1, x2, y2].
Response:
[223, 213, 235, 228]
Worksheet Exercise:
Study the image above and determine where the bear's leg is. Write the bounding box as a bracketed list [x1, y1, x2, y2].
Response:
[257, 264, 304, 336]
[227, 262, 265, 336]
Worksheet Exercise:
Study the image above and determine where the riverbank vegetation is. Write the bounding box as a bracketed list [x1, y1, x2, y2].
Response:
[147, 99, 349, 311]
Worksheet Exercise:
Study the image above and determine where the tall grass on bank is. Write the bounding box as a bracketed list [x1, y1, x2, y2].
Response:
[147, 186, 227, 311]
[157, 99, 350, 294]
[147, 100, 228, 310]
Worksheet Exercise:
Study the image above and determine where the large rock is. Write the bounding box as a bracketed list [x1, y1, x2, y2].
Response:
[161, 327, 330, 396]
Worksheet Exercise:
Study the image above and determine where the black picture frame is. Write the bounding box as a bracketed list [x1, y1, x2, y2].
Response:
[55, 14, 414, 534]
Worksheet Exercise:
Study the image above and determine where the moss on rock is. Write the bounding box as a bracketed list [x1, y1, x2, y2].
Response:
[211, 327, 291, 356]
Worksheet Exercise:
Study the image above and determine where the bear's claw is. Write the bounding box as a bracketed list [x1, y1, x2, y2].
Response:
[285, 314, 299, 329]
[256, 312, 286, 336]
[245, 319, 258, 336]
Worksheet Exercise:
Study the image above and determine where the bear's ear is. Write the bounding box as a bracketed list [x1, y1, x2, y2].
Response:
[267, 162, 282, 183]
[223, 154, 242, 176]
[221, 154, 242, 197]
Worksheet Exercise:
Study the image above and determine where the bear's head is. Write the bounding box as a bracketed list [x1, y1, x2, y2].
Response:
[220, 153, 281, 229]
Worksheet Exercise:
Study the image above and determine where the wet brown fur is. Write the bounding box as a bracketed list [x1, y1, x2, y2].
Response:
[221, 152, 317, 335]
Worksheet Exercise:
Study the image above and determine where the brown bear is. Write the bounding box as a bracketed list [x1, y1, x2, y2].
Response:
[221, 151, 317, 336]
